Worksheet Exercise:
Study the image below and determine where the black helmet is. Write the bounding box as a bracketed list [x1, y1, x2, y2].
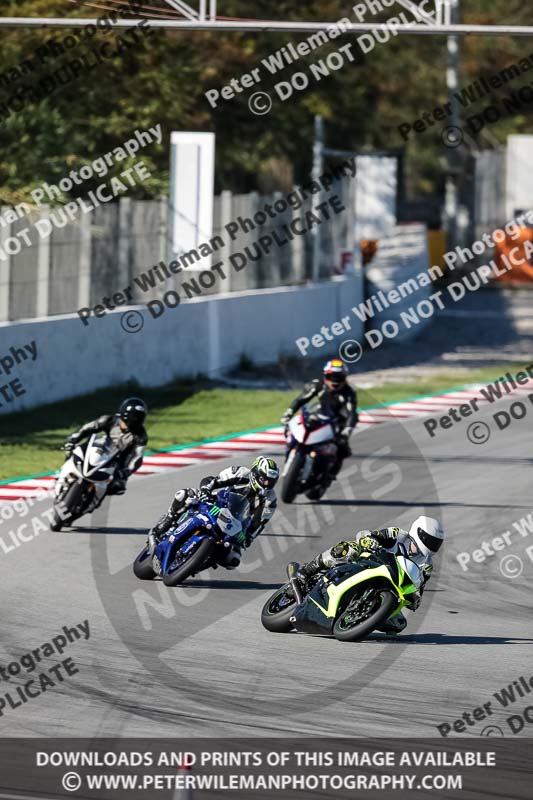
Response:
[119, 397, 147, 431]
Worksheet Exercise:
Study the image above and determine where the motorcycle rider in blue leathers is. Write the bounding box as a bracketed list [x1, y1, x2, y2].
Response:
[148, 457, 280, 569]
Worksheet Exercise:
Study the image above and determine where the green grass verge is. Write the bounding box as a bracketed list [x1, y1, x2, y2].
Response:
[0, 362, 522, 483]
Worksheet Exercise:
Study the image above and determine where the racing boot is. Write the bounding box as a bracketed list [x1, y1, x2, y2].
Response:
[147, 489, 197, 553]
[377, 610, 407, 635]
[294, 554, 324, 595]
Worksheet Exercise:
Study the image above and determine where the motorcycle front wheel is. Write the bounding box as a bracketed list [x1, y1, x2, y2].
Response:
[281, 451, 304, 504]
[51, 481, 86, 529]
[333, 589, 397, 642]
[133, 547, 156, 580]
[162, 538, 214, 587]
[261, 583, 298, 632]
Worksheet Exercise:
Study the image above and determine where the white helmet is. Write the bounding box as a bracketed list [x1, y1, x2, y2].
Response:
[409, 516, 445, 556]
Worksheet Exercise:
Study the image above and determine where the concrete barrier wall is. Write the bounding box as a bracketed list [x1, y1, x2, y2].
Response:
[0, 276, 362, 415]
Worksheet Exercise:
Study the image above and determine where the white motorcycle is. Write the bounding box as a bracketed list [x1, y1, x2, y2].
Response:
[51, 433, 121, 530]
[281, 403, 338, 503]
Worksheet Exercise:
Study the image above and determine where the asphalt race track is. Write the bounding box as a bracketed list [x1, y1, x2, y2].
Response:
[2, 393, 532, 740]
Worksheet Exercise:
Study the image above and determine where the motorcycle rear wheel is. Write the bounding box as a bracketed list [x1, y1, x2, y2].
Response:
[281, 451, 304, 504]
[333, 589, 397, 642]
[162, 538, 214, 587]
[261, 583, 298, 632]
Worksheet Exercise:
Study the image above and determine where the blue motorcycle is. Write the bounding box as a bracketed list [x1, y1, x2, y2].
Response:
[133, 489, 250, 586]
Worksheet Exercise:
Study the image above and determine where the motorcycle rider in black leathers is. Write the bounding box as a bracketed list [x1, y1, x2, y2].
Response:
[280, 359, 358, 485]
[295, 516, 445, 633]
[148, 457, 280, 569]
[58, 397, 148, 509]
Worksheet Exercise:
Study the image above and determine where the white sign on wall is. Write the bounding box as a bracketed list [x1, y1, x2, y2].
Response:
[169, 131, 215, 267]
[506, 135, 533, 220]
[354, 155, 398, 241]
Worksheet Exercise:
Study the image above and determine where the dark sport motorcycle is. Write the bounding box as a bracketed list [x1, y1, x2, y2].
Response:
[261, 546, 422, 642]
[51, 433, 121, 531]
[133, 489, 250, 586]
[281, 402, 338, 503]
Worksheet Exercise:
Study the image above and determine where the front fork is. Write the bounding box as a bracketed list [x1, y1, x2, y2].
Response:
[54, 461, 104, 514]
[282, 447, 315, 484]
[54, 457, 76, 498]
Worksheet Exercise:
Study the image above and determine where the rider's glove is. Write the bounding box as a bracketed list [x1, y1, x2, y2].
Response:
[233, 531, 247, 547]
[200, 476, 217, 493]
[359, 536, 379, 552]
[185, 490, 201, 507]
[280, 410, 292, 425]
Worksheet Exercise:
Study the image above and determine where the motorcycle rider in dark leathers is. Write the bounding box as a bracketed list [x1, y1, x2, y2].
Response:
[280, 359, 358, 486]
[148, 457, 280, 569]
[295, 516, 445, 633]
[58, 397, 148, 509]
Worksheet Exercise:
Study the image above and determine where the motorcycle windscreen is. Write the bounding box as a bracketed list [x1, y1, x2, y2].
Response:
[82, 433, 119, 479]
[301, 401, 334, 427]
[225, 491, 250, 521]
[299, 402, 335, 444]
[396, 555, 423, 591]
[214, 491, 249, 536]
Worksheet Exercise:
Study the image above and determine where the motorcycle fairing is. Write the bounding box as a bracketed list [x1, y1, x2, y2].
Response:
[71, 434, 119, 482]
[155, 506, 218, 574]
[292, 552, 419, 635]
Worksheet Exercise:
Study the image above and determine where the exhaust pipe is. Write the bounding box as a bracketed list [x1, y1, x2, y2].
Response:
[287, 561, 303, 606]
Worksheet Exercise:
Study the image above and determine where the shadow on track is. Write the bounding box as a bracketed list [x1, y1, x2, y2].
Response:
[307, 499, 532, 509]
[263, 531, 321, 538]
[354, 453, 533, 467]
[70, 526, 321, 538]
[372, 633, 533, 645]
[70, 526, 149, 535]
[177, 579, 283, 590]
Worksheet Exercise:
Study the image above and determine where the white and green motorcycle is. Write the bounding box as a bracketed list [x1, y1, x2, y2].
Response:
[261, 545, 422, 642]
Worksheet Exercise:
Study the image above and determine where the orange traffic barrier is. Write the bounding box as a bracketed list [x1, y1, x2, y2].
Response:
[493, 227, 533, 283]
[361, 239, 378, 265]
